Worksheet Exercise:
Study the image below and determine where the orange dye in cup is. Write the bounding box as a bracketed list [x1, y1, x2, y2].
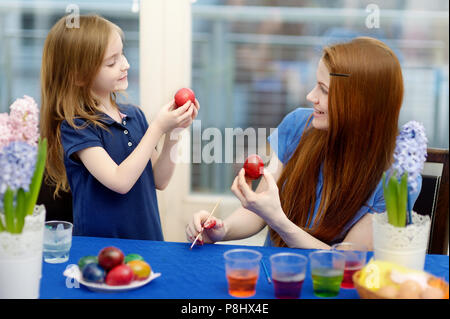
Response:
[226, 270, 258, 297]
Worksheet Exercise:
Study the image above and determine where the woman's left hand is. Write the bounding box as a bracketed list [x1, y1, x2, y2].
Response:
[230, 167, 284, 225]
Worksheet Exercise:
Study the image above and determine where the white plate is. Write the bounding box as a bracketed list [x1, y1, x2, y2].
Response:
[63, 264, 161, 293]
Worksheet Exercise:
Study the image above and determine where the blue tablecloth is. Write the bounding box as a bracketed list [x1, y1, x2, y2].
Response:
[40, 236, 449, 299]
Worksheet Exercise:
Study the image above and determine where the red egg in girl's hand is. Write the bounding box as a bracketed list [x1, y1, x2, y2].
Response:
[174, 88, 196, 108]
[243, 154, 264, 180]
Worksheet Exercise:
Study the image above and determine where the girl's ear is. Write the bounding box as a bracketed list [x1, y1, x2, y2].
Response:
[72, 72, 86, 87]
[74, 77, 86, 87]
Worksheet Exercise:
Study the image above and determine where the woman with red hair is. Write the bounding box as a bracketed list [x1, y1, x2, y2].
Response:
[186, 37, 421, 250]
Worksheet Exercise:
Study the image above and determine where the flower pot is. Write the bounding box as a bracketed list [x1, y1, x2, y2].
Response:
[0, 205, 46, 299]
[372, 211, 431, 271]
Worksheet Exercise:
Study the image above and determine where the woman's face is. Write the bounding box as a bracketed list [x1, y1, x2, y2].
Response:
[306, 58, 330, 130]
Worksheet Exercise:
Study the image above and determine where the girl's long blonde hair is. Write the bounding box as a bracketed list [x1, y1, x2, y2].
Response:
[271, 37, 404, 246]
[40, 15, 123, 196]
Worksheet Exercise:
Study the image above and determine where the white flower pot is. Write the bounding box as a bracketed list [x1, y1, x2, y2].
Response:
[372, 211, 431, 271]
[0, 205, 46, 299]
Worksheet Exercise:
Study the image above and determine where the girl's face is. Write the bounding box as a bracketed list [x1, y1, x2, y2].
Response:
[306, 58, 330, 130]
[91, 29, 130, 99]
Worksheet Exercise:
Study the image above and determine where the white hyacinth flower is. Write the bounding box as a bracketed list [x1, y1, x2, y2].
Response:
[392, 121, 428, 193]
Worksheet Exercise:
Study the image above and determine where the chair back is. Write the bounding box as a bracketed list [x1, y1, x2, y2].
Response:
[37, 178, 73, 223]
[413, 148, 449, 254]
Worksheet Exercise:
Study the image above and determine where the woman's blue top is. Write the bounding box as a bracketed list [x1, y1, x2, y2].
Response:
[264, 107, 421, 246]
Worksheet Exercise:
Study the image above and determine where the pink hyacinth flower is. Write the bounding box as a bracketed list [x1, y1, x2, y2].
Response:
[8, 95, 39, 146]
[0, 113, 12, 150]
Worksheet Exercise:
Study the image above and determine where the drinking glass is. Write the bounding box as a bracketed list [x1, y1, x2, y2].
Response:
[309, 250, 346, 297]
[331, 242, 367, 289]
[43, 221, 73, 263]
[224, 249, 262, 298]
[270, 252, 308, 299]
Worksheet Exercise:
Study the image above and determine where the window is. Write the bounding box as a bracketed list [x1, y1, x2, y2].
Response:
[0, 0, 140, 112]
[190, 0, 449, 196]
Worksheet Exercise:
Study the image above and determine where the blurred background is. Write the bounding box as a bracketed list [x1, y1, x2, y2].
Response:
[0, 1, 448, 245]
[0, 0, 448, 197]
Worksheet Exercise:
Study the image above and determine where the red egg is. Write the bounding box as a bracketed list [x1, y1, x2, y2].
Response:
[98, 246, 124, 271]
[105, 264, 134, 286]
[174, 88, 196, 108]
[244, 154, 264, 180]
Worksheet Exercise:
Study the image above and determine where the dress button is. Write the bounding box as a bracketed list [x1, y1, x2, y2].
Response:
[124, 130, 128, 135]
[123, 120, 127, 125]
[128, 142, 132, 147]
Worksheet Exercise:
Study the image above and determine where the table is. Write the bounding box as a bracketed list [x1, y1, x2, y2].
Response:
[40, 236, 449, 299]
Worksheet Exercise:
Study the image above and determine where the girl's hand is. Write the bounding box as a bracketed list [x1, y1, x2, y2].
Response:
[231, 168, 284, 225]
[152, 99, 195, 134]
[177, 99, 200, 129]
[186, 210, 226, 245]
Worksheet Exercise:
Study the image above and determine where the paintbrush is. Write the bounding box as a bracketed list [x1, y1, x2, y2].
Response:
[190, 200, 221, 249]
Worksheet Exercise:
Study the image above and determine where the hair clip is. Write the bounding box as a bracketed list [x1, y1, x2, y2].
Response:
[329, 72, 350, 77]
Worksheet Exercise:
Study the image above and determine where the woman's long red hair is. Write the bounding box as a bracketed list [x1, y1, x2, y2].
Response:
[270, 37, 404, 246]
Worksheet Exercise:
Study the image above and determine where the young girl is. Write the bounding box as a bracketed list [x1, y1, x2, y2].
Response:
[40, 15, 199, 240]
[186, 37, 422, 250]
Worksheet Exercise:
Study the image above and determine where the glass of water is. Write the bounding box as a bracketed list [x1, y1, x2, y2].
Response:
[43, 221, 73, 264]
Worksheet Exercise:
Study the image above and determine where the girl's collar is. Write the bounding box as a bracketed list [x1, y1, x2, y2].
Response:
[98, 104, 131, 125]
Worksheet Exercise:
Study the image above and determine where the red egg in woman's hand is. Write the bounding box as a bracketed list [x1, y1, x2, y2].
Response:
[174, 88, 196, 108]
[243, 154, 264, 180]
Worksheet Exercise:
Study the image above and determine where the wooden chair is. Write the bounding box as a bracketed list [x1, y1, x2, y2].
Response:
[413, 148, 449, 255]
[37, 177, 73, 223]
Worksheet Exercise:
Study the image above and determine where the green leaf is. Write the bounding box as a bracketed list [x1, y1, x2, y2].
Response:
[0, 215, 5, 232]
[14, 189, 27, 233]
[397, 174, 408, 227]
[23, 138, 47, 216]
[3, 188, 16, 233]
[384, 173, 400, 227]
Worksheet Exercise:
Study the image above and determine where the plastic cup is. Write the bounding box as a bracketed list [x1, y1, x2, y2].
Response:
[331, 242, 367, 289]
[224, 249, 262, 298]
[309, 250, 346, 298]
[270, 252, 308, 299]
[43, 221, 73, 263]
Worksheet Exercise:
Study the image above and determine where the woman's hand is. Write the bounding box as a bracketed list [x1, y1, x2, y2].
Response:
[186, 210, 226, 245]
[230, 168, 284, 226]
